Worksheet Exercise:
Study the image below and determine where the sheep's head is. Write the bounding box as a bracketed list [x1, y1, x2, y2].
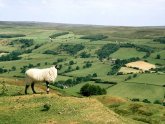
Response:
[48, 66, 58, 83]
[52, 65, 58, 69]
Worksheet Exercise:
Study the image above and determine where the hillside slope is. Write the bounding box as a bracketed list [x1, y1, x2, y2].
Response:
[0, 94, 138, 124]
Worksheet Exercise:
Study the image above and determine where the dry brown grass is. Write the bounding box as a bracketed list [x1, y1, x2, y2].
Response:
[95, 95, 128, 106]
[126, 61, 156, 71]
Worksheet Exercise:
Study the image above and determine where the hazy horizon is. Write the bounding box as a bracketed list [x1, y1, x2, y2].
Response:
[0, 0, 165, 26]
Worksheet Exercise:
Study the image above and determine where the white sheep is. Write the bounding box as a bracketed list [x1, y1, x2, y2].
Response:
[25, 65, 57, 94]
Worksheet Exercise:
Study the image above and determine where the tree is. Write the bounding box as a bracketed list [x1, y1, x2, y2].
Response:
[59, 44, 85, 55]
[153, 100, 162, 105]
[80, 52, 91, 58]
[92, 73, 97, 77]
[69, 60, 74, 65]
[0, 51, 22, 61]
[80, 34, 108, 41]
[156, 54, 161, 59]
[125, 76, 132, 81]
[97, 44, 119, 61]
[36, 63, 40, 67]
[80, 83, 107, 96]
[133, 74, 137, 78]
[76, 66, 80, 70]
[142, 99, 151, 103]
[49, 32, 69, 39]
[58, 64, 62, 70]
[11, 66, 16, 71]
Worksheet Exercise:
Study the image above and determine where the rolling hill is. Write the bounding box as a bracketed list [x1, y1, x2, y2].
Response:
[0, 21, 165, 124]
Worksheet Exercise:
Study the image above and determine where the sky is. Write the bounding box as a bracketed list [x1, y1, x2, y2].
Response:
[0, 0, 165, 26]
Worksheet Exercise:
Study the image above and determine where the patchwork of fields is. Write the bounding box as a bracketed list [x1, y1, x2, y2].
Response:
[0, 22, 165, 124]
[0, 22, 165, 101]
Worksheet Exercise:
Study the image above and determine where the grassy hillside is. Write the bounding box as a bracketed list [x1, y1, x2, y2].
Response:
[96, 95, 165, 124]
[0, 84, 164, 124]
[0, 84, 135, 124]
[0, 21, 165, 123]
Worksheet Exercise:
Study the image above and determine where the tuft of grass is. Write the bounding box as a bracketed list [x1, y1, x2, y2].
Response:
[41, 103, 51, 111]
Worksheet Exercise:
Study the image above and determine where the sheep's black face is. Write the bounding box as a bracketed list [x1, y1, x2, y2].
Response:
[55, 65, 59, 70]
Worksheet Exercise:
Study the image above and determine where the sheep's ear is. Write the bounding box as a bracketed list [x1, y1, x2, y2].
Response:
[55, 65, 58, 68]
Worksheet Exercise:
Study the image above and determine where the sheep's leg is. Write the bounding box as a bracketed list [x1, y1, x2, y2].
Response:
[31, 83, 36, 94]
[25, 85, 29, 94]
[46, 81, 50, 94]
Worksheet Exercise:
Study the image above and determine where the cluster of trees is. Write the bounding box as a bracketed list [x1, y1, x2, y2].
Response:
[136, 45, 154, 53]
[34, 44, 42, 49]
[59, 44, 85, 55]
[97, 44, 119, 60]
[120, 43, 154, 52]
[69, 60, 75, 65]
[80, 51, 91, 58]
[11, 39, 34, 48]
[151, 66, 165, 73]
[120, 43, 154, 53]
[0, 48, 32, 62]
[80, 34, 108, 41]
[0, 66, 16, 74]
[64, 66, 73, 73]
[120, 43, 135, 48]
[49, 32, 69, 39]
[124, 74, 137, 81]
[43, 50, 58, 55]
[153, 37, 165, 44]
[107, 57, 140, 75]
[120, 43, 154, 58]
[0, 68, 7, 74]
[80, 83, 107, 96]
[83, 61, 93, 68]
[54, 74, 97, 88]
[137, 45, 153, 58]
[0, 34, 25, 38]
[131, 98, 165, 106]
[63, 65, 79, 73]
[61, 61, 92, 74]
[0, 51, 22, 61]
[52, 58, 66, 66]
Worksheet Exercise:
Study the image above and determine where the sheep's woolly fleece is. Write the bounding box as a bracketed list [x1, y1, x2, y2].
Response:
[25, 66, 57, 85]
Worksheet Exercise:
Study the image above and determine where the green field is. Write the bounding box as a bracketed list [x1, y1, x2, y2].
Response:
[110, 48, 146, 59]
[0, 22, 165, 124]
[119, 67, 140, 74]
[107, 82, 164, 102]
[126, 73, 165, 86]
